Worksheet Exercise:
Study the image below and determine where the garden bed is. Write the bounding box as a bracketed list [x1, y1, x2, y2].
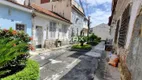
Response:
[1, 59, 39, 80]
[71, 44, 92, 51]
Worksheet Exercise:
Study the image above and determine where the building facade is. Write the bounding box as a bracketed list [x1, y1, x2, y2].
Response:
[31, 4, 71, 48]
[109, 0, 142, 80]
[2, 0, 72, 49]
[0, 0, 32, 36]
[27, 0, 86, 38]
[92, 23, 110, 40]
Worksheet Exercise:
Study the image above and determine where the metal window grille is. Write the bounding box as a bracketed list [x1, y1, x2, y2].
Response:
[118, 4, 131, 47]
[16, 24, 25, 31]
[50, 22, 56, 38]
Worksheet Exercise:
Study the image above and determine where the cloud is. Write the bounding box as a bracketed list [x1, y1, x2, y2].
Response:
[76, 0, 111, 5]
[75, 0, 112, 27]
[87, 0, 112, 27]
[86, 0, 111, 5]
[89, 9, 111, 27]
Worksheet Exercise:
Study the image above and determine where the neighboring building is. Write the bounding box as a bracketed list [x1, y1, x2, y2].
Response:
[109, 0, 142, 80]
[1, 0, 71, 49]
[31, 4, 71, 48]
[0, 0, 32, 36]
[92, 23, 110, 40]
[82, 18, 88, 36]
[26, 0, 86, 37]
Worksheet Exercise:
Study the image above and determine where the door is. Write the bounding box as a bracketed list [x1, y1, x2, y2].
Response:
[36, 26, 43, 48]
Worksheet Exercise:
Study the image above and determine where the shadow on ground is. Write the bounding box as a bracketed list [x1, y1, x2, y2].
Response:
[60, 50, 98, 80]
[60, 50, 119, 80]
[94, 51, 108, 80]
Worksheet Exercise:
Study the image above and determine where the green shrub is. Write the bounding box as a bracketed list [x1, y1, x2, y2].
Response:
[72, 44, 91, 50]
[1, 59, 39, 80]
[73, 34, 101, 46]
[0, 28, 34, 78]
[0, 38, 29, 67]
[87, 33, 101, 45]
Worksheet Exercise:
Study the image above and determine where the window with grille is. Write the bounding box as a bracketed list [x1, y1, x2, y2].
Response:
[118, 4, 131, 47]
[16, 24, 25, 31]
[49, 22, 56, 38]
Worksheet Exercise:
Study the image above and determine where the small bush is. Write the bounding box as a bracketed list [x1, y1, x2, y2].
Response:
[87, 33, 101, 45]
[72, 44, 92, 50]
[0, 28, 35, 78]
[1, 59, 39, 80]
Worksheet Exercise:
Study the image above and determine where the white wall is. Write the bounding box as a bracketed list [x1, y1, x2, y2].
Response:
[93, 23, 111, 40]
[14, 0, 25, 5]
[28, 0, 85, 38]
[33, 12, 70, 47]
[110, 23, 117, 40]
[33, 15, 49, 46]
[125, 0, 142, 49]
[71, 9, 85, 36]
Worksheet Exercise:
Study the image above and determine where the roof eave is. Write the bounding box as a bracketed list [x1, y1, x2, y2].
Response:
[0, 0, 32, 13]
[72, 5, 85, 16]
[34, 10, 72, 25]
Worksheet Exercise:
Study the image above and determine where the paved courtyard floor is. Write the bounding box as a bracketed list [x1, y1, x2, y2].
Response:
[31, 42, 120, 80]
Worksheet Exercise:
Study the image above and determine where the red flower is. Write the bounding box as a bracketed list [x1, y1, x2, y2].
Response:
[30, 46, 35, 51]
[3, 29, 9, 32]
[28, 44, 35, 51]
[30, 37, 33, 41]
[12, 30, 17, 35]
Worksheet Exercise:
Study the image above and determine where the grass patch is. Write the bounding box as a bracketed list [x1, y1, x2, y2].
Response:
[72, 44, 92, 50]
[1, 59, 39, 80]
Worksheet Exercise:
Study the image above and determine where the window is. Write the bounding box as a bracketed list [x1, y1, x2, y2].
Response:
[41, 0, 50, 4]
[16, 24, 25, 31]
[118, 4, 131, 47]
[49, 22, 56, 38]
[62, 25, 68, 37]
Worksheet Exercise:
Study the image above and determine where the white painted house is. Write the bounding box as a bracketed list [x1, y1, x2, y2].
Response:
[31, 4, 71, 48]
[25, 0, 86, 38]
[92, 23, 111, 40]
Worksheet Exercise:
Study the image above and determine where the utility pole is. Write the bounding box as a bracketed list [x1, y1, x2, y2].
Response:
[87, 16, 91, 36]
[87, 16, 91, 43]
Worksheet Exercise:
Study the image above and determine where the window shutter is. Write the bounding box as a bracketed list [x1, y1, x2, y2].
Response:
[118, 4, 131, 47]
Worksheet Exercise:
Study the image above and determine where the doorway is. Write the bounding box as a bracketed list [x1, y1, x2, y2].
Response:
[36, 26, 43, 48]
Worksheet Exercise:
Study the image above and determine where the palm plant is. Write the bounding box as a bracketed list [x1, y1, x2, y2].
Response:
[0, 38, 29, 67]
[0, 28, 31, 77]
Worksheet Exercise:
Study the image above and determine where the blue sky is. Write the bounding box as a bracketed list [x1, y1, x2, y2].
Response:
[76, 0, 112, 27]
